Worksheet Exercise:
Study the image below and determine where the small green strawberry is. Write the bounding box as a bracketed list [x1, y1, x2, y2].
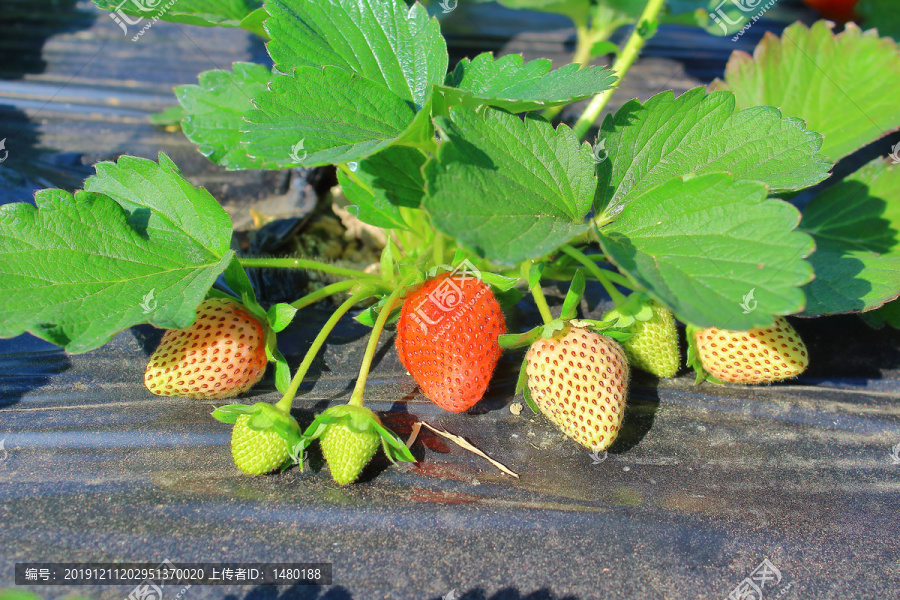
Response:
[320, 420, 380, 485]
[231, 414, 291, 475]
[525, 326, 630, 451]
[603, 294, 680, 378]
[688, 317, 809, 384]
[212, 402, 303, 476]
[304, 404, 414, 485]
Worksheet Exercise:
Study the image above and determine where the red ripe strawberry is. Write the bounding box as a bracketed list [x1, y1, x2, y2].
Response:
[525, 327, 629, 451]
[145, 297, 267, 398]
[803, 0, 858, 21]
[396, 275, 506, 412]
[692, 317, 808, 384]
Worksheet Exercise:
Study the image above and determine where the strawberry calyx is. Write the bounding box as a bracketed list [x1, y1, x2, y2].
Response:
[509, 318, 633, 415]
[212, 402, 305, 469]
[602, 292, 655, 328]
[500, 318, 632, 350]
[302, 404, 414, 465]
[684, 324, 728, 385]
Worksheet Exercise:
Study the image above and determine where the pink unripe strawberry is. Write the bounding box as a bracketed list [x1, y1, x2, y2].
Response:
[692, 317, 808, 384]
[525, 327, 629, 451]
[145, 297, 267, 398]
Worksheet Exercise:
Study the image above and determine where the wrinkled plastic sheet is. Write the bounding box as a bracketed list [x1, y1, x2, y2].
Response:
[1, 294, 899, 599]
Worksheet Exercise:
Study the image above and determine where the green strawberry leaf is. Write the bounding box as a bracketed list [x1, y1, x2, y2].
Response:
[439, 53, 616, 113]
[84, 153, 232, 256]
[711, 21, 900, 161]
[0, 154, 234, 353]
[175, 62, 270, 170]
[799, 158, 900, 316]
[267, 303, 298, 333]
[264, 0, 447, 109]
[860, 299, 900, 329]
[336, 146, 427, 230]
[425, 108, 594, 265]
[599, 173, 814, 330]
[149, 105, 186, 127]
[239, 6, 269, 38]
[560, 270, 586, 320]
[242, 67, 418, 168]
[594, 87, 832, 218]
[93, 0, 261, 28]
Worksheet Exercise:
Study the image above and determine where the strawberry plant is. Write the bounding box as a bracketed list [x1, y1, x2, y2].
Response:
[1, 0, 898, 482]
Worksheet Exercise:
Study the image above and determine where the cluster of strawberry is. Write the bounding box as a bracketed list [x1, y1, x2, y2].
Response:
[143, 276, 808, 483]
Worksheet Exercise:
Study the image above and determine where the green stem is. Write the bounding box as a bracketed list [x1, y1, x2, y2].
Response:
[603, 269, 633, 288]
[290, 280, 358, 310]
[348, 283, 408, 407]
[572, 22, 595, 66]
[530, 282, 554, 325]
[275, 290, 375, 414]
[572, 0, 666, 139]
[559, 244, 628, 305]
[239, 258, 380, 280]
